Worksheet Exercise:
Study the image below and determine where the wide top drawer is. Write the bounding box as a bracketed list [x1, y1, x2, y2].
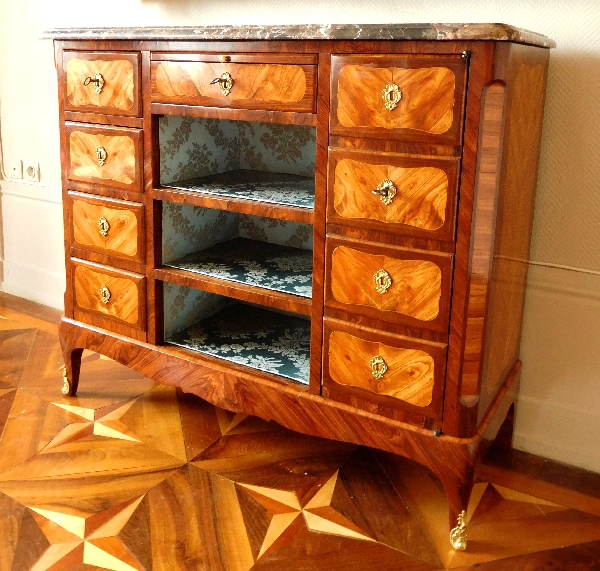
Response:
[63, 51, 141, 117]
[151, 54, 317, 113]
[330, 54, 468, 145]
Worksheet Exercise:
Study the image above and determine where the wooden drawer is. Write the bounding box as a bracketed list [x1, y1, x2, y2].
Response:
[63, 51, 141, 116]
[68, 192, 144, 263]
[72, 259, 145, 331]
[327, 148, 460, 242]
[66, 122, 143, 192]
[151, 54, 317, 112]
[325, 237, 452, 332]
[330, 54, 467, 144]
[322, 319, 446, 424]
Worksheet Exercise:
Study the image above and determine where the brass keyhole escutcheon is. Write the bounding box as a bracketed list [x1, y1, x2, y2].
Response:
[99, 285, 111, 305]
[95, 146, 107, 166]
[98, 217, 110, 237]
[83, 73, 105, 94]
[372, 178, 397, 206]
[369, 355, 388, 380]
[381, 83, 402, 111]
[210, 72, 234, 96]
[373, 269, 392, 294]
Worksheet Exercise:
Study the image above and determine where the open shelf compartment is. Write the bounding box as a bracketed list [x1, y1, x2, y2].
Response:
[164, 285, 310, 385]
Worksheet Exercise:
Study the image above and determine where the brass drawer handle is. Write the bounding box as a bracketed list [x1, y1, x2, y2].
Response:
[373, 269, 392, 294]
[372, 178, 397, 206]
[83, 73, 105, 94]
[210, 72, 233, 96]
[95, 146, 107, 166]
[382, 83, 402, 111]
[97, 217, 110, 237]
[370, 355, 388, 380]
[99, 285, 111, 305]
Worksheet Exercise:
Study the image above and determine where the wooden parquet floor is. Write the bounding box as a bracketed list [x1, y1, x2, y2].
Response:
[1, 294, 600, 571]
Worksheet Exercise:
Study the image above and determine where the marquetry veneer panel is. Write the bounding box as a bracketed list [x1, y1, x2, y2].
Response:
[72, 259, 145, 331]
[69, 192, 144, 263]
[66, 122, 143, 192]
[63, 51, 141, 116]
[322, 319, 446, 422]
[330, 54, 468, 144]
[326, 238, 452, 332]
[151, 59, 317, 112]
[328, 149, 460, 242]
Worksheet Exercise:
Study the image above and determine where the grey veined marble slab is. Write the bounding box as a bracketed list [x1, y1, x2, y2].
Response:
[42, 24, 555, 48]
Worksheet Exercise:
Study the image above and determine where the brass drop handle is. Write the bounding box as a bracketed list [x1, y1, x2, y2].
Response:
[83, 73, 105, 94]
[98, 217, 110, 237]
[95, 146, 107, 166]
[369, 355, 388, 380]
[373, 269, 392, 294]
[99, 285, 111, 305]
[381, 83, 402, 111]
[371, 178, 397, 206]
[210, 71, 234, 96]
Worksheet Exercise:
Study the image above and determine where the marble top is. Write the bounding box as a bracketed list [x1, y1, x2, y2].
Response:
[42, 23, 555, 48]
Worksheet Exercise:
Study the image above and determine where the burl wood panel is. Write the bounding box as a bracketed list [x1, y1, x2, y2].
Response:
[476, 44, 550, 424]
[69, 192, 144, 263]
[331, 55, 468, 144]
[326, 238, 452, 332]
[328, 329, 435, 407]
[63, 51, 141, 116]
[327, 148, 460, 242]
[151, 61, 317, 112]
[72, 259, 145, 330]
[66, 123, 143, 192]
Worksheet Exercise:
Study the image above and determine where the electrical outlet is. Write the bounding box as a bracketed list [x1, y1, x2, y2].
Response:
[7, 159, 23, 179]
[24, 161, 40, 182]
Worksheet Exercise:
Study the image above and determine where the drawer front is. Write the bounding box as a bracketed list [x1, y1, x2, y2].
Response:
[151, 60, 317, 112]
[63, 51, 141, 116]
[325, 237, 452, 332]
[69, 192, 144, 263]
[322, 319, 446, 424]
[66, 123, 143, 192]
[328, 149, 460, 241]
[72, 260, 145, 330]
[331, 55, 467, 144]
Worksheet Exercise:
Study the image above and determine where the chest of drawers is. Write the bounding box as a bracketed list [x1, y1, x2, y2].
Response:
[48, 23, 554, 551]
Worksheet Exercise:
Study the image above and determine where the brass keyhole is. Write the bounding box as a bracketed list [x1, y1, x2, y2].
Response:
[370, 355, 388, 380]
[373, 269, 392, 294]
[210, 72, 234, 96]
[98, 217, 110, 237]
[381, 83, 402, 111]
[99, 285, 111, 305]
[95, 146, 107, 166]
[371, 179, 397, 206]
[83, 73, 105, 94]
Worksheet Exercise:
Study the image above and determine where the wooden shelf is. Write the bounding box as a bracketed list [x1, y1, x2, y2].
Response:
[165, 238, 312, 298]
[157, 170, 315, 223]
[166, 304, 311, 385]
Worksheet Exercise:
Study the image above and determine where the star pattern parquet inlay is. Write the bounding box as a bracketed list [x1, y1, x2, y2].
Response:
[2, 294, 600, 571]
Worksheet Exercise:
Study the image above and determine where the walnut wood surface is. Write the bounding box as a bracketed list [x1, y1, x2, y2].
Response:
[152, 61, 316, 112]
[328, 148, 460, 242]
[326, 237, 452, 332]
[69, 192, 144, 263]
[72, 259, 145, 330]
[66, 123, 143, 192]
[331, 54, 468, 145]
[329, 330, 435, 406]
[63, 51, 141, 116]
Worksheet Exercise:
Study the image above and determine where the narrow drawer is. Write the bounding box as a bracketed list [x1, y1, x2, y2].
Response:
[72, 259, 145, 331]
[330, 54, 467, 144]
[151, 55, 317, 112]
[325, 237, 452, 332]
[322, 319, 446, 424]
[66, 122, 143, 192]
[68, 192, 144, 263]
[328, 148, 460, 242]
[63, 51, 141, 117]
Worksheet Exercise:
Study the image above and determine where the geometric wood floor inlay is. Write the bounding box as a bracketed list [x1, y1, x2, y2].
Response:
[1, 293, 600, 571]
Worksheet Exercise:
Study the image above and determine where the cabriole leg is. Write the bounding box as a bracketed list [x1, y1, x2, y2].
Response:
[61, 344, 83, 397]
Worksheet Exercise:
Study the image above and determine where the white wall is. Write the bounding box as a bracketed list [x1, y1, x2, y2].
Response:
[1, 0, 599, 472]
